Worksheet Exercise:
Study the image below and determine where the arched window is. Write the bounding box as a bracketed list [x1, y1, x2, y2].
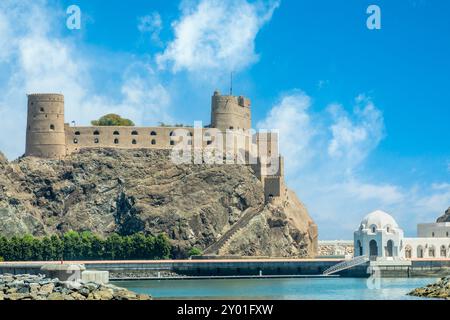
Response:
[131, 131, 139, 136]
[356, 240, 363, 256]
[151, 139, 156, 145]
[440, 245, 447, 257]
[75, 131, 81, 136]
[417, 246, 424, 258]
[40, 107, 44, 112]
[94, 138, 99, 144]
[113, 131, 120, 135]
[386, 240, 394, 257]
[371, 225, 377, 233]
[207, 140, 213, 145]
[170, 141, 175, 146]
[432, 232, 435, 237]
[369, 240, 378, 257]
[114, 138, 119, 144]
[188, 140, 192, 146]
[132, 139, 137, 145]
[429, 246, 435, 258]
[93, 130, 100, 135]
[405, 246, 412, 259]
[50, 124, 55, 131]
[169, 131, 175, 136]
[229, 126, 234, 130]
[150, 131, 157, 136]
[73, 138, 78, 144]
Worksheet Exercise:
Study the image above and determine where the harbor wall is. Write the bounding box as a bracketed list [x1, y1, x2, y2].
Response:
[1, 259, 450, 278]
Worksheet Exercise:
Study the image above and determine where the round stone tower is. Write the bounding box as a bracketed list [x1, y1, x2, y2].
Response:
[25, 93, 66, 158]
[211, 90, 251, 131]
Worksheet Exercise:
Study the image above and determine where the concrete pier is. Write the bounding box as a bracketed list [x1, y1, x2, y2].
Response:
[1, 258, 449, 279]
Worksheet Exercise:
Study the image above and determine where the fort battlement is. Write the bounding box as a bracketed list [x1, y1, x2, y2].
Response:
[25, 91, 284, 201]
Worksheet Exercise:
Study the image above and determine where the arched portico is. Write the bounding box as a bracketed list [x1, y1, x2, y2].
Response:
[369, 240, 378, 257]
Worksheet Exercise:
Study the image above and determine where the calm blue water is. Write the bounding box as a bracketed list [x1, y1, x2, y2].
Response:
[112, 277, 437, 300]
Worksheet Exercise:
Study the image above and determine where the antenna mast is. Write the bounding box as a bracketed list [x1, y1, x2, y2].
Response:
[230, 72, 233, 95]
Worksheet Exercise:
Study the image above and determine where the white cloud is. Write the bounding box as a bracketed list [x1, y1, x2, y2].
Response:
[257, 92, 315, 172]
[138, 12, 163, 45]
[156, 0, 279, 73]
[259, 91, 450, 239]
[327, 95, 384, 170]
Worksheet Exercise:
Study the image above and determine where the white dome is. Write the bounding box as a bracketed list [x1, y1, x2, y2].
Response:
[359, 210, 399, 230]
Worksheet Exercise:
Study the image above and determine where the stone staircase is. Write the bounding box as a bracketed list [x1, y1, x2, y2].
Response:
[203, 203, 265, 255]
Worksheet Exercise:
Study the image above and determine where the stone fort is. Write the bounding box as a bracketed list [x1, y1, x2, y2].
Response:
[25, 91, 285, 202]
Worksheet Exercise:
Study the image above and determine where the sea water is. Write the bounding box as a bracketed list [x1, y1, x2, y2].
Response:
[112, 277, 437, 300]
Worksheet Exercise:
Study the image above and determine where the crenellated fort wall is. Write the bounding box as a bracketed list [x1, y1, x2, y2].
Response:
[25, 91, 284, 202]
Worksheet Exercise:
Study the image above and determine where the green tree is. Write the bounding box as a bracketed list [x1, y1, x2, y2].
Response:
[63, 231, 82, 260]
[41, 236, 55, 261]
[154, 234, 171, 260]
[91, 114, 135, 126]
[50, 235, 64, 260]
[188, 247, 202, 257]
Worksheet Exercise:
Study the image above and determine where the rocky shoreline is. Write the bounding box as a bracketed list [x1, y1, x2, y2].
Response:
[408, 277, 450, 299]
[0, 274, 151, 300]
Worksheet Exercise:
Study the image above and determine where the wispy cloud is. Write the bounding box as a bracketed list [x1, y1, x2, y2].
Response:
[259, 91, 450, 238]
[138, 12, 163, 46]
[156, 0, 280, 74]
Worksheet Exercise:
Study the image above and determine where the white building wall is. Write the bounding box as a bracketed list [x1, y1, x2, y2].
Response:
[403, 238, 450, 259]
[417, 223, 450, 238]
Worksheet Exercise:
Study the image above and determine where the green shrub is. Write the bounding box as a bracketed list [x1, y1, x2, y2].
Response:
[91, 114, 135, 126]
[0, 232, 172, 261]
[188, 247, 203, 257]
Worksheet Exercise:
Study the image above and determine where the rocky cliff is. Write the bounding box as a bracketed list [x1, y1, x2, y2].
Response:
[0, 149, 317, 258]
[437, 207, 450, 223]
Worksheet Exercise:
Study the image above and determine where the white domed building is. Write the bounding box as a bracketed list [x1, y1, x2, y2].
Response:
[354, 210, 404, 259]
[354, 210, 450, 260]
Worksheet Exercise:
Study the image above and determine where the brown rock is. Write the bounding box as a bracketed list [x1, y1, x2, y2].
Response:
[39, 283, 55, 295]
[0, 149, 317, 257]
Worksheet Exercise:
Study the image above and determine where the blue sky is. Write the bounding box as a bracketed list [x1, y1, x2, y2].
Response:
[0, 0, 449, 239]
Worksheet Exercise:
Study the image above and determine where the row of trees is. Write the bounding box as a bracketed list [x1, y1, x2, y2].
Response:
[0, 231, 171, 261]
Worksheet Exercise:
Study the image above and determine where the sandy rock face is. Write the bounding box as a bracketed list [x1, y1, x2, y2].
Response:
[437, 207, 450, 223]
[0, 148, 317, 258]
[408, 277, 450, 300]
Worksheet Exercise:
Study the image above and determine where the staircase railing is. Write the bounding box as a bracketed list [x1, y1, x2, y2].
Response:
[323, 255, 369, 275]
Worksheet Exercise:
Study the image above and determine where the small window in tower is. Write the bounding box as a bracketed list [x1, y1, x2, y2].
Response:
[94, 138, 99, 144]
[75, 131, 81, 136]
[150, 131, 157, 136]
[207, 140, 212, 145]
[187, 132, 193, 137]
[40, 107, 44, 112]
[50, 124, 55, 131]
[73, 138, 78, 144]
[93, 130, 100, 135]
[432, 232, 435, 237]
[113, 131, 120, 135]
[170, 141, 175, 146]
[188, 140, 192, 146]
[114, 138, 119, 144]
[229, 126, 234, 130]
[151, 139, 156, 145]
[132, 139, 137, 145]
[132, 131, 139, 136]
